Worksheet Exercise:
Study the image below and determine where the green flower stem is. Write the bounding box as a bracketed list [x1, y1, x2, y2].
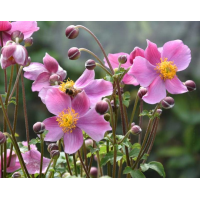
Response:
[82, 140, 88, 172]
[96, 63, 113, 76]
[64, 153, 72, 176]
[129, 94, 139, 130]
[3, 142, 7, 177]
[118, 131, 131, 144]
[138, 99, 143, 144]
[118, 159, 123, 178]
[73, 154, 78, 176]
[39, 134, 44, 178]
[44, 158, 53, 177]
[95, 142, 103, 177]
[106, 140, 111, 177]
[88, 154, 94, 175]
[48, 158, 58, 178]
[78, 150, 90, 178]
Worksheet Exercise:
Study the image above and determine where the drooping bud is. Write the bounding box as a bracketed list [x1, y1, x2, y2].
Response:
[12, 172, 21, 178]
[138, 87, 148, 99]
[25, 57, 31, 66]
[185, 80, 196, 92]
[49, 74, 61, 85]
[50, 150, 60, 159]
[156, 109, 162, 116]
[130, 125, 142, 135]
[161, 97, 175, 109]
[104, 113, 110, 121]
[85, 139, 93, 148]
[65, 25, 79, 39]
[11, 31, 24, 43]
[85, 59, 96, 70]
[118, 55, 127, 64]
[95, 100, 109, 115]
[0, 132, 6, 145]
[33, 122, 45, 134]
[68, 47, 81, 60]
[24, 37, 33, 47]
[47, 143, 59, 153]
[90, 167, 98, 178]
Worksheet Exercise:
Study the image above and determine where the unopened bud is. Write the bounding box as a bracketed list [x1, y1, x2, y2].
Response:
[131, 122, 135, 127]
[104, 113, 110, 121]
[156, 109, 162, 115]
[118, 55, 127, 64]
[50, 150, 60, 159]
[95, 100, 109, 115]
[90, 167, 98, 178]
[65, 25, 79, 39]
[62, 172, 71, 178]
[11, 31, 24, 43]
[68, 47, 81, 60]
[85, 139, 93, 148]
[161, 97, 175, 109]
[33, 122, 45, 134]
[25, 57, 31, 66]
[12, 172, 21, 178]
[0, 132, 6, 145]
[24, 37, 33, 47]
[130, 125, 142, 135]
[138, 87, 148, 99]
[49, 74, 61, 85]
[185, 80, 196, 92]
[76, 160, 81, 166]
[85, 59, 96, 70]
[47, 143, 59, 153]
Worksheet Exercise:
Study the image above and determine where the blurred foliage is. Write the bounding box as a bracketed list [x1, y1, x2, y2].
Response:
[0, 21, 200, 178]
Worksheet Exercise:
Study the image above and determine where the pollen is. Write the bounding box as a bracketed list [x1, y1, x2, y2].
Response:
[155, 58, 178, 81]
[56, 108, 79, 133]
[59, 79, 75, 92]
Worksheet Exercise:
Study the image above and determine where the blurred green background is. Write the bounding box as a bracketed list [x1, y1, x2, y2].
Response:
[0, 21, 200, 178]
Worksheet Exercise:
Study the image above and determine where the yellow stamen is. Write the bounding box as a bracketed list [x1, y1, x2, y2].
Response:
[56, 108, 79, 133]
[59, 79, 75, 92]
[155, 58, 178, 81]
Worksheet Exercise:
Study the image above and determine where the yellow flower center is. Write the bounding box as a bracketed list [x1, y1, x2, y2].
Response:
[56, 108, 79, 133]
[155, 58, 178, 81]
[59, 79, 75, 92]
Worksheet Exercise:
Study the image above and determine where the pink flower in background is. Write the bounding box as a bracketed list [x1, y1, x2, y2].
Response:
[43, 88, 111, 154]
[39, 69, 113, 106]
[0, 149, 21, 178]
[0, 41, 28, 69]
[0, 21, 39, 46]
[23, 53, 67, 92]
[22, 141, 37, 150]
[104, 52, 139, 86]
[128, 40, 190, 104]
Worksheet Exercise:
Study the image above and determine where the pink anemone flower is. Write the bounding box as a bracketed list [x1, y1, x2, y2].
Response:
[0, 149, 21, 178]
[128, 40, 190, 104]
[23, 53, 67, 92]
[104, 52, 139, 86]
[22, 141, 37, 150]
[43, 88, 112, 154]
[39, 69, 113, 106]
[22, 150, 50, 174]
[0, 21, 39, 46]
[0, 41, 28, 69]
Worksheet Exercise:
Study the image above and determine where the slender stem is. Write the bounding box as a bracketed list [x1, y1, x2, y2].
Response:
[3, 142, 7, 177]
[1, 146, 3, 178]
[118, 159, 123, 178]
[65, 153, 72, 176]
[129, 94, 139, 130]
[138, 99, 143, 144]
[73, 154, 77, 176]
[95, 142, 103, 177]
[82, 140, 88, 171]
[48, 159, 58, 178]
[88, 154, 94, 174]
[95, 63, 113, 76]
[44, 159, 53, 177]
[118, 131, 131, 144]
[106, 140, 111, 177]
[39, 134, 44, 178]
[78, 150, 90, 178]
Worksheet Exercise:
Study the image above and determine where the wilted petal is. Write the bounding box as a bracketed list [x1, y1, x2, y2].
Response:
[32, 72, 50, 92]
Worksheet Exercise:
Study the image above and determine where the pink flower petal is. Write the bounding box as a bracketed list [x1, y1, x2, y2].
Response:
[2, 32, 11, 46]
[23, 62, 48, 80]
[22, 141, 37, 150]
[129, 47, 145, 64]
[7, 162, 21, 173]
[63, 127, 83, 154]
[72, 91, 90, 117]
[122, 73, 139, 86]
[142, 76, 166, 104]
[161, 40, 191, 71]
[83, 79, 113, 106]
[43, 116, 64, 141]
[165, 76, 188, 94]
[13, 45, 28, 65]
[45, 87, 71, 115]
[145, 40, 161, 66]
[77, 108, 111, 141]
[0, 21, 11, 31]
[2, 44, 16, 59]
[0, 54, 16, 69]
[128, 56, 158, 87]
[57, 65, 67, 81]
[43, 53, 59, 73]
[32, 72, 50, 92]
[74, 69, 95, 88]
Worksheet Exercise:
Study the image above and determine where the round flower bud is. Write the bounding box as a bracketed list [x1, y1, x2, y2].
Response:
[104, 113, 110, 121]
[50, 150, 60, 159]
[95, 100, 109, 115]
[25, 57, 31, 67]
[68, 47, 81, 60]
[138, 87, 148, 99]
[90, 167, 98, 178]
[24, 37, 33, 47]
[47, 143, 59, 153]
[85, 59, 96, 70]
[131, 122, 135, 127]
[76, 160, 81, 166]
[11, 31, 24, 43]
[49, 74, 61, 85]
[161, 97, 175, 109]
[156, 109, 162, 116]
[185, 80, 196, 92]
[33, 122, 45, 134]
[62, 172, 70, 178]
[118, 55, 127, 64]
[85, 139, 93, 148]
[130, 125, 142, 135]
[0, 132, 6, 145]
[65, 25, 79, 39]
[12, 172, 21, 178]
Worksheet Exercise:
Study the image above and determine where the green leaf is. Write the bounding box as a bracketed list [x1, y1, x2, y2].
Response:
[104, 74, 114, 83]
[87, 146, 100, 154]
[139, 110, 150, 117]
[122, 91, 130, 107]
[132, 143, 141, 149]
[100, 151, 123, 166]
[130, 170, 145, 178]
[29, 138, 41, 145]
[129, 148, 140, 158]
[123, 166, 133, 174]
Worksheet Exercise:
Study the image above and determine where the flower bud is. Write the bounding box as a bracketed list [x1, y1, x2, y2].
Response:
[62, 172, 70, 178]
[131, 122, 135, 127]
[104, 113, 110, 121]
[0, 132, 6, 145]
[76, 160, 81, 166]
[95, 100, 109, 115]
[25, 57, 31, 66]
[33, 122, 45, 134]
[50, 150, 60, 159]
[24, 37, 33, 47]
[138, 87, 148, 99]
[65, 25, 79, 39]
[49, 74, 61, 85]
[85, 139, 93, 148]
[94, 155, 97, 161]
[156, 109, 162, 116]
[185, 80, 196, 92]
[161, 97, 175, 109]
[90, 167, 98, 178]
[12, 172, 21, 178]
[85, 59, 96, 70]
[11, 31, 24, 43]
[130, 125, 142, 135]
[68, 47, 81, 60]
[118, 55, 127, 64]
[47, 143, 59, 153]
